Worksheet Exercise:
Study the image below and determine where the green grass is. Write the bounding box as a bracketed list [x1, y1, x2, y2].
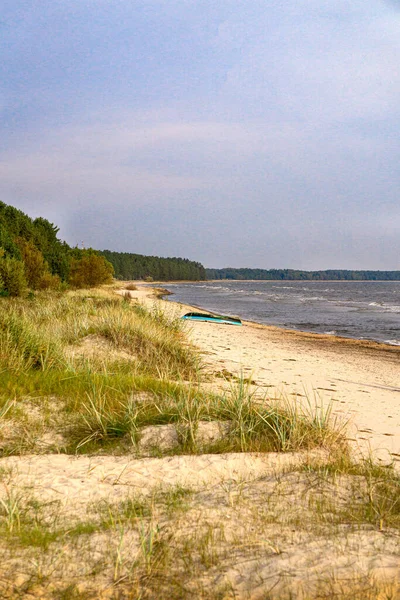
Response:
[0, 309, 62, 372]
[6, 286, 398, 598]
[0, 291, 199, 379]
[0, 289, 348, 457]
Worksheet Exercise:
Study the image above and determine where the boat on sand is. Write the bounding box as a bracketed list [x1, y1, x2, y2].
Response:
[181, 312, 242, 325]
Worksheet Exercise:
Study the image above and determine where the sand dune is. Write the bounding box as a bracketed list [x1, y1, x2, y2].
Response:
[0, 283, 399, 598]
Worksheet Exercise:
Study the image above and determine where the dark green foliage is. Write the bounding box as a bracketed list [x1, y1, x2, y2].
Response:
[0, 201, 206, 292]
[0, 202, 35, 241]
[0, 223, 21, 259]
[100, 249, 206, 281]
[206, 268, 400, 281]
[15, 237, 60, 290]
[32, 217, 70, 281]
[0, 203, 111, 291]
[0, 201, 70, 283]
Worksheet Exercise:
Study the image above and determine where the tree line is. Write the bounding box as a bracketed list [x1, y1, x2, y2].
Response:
[99, 250, 206, 281]
[0, 201, 113, 295]
[0, 201, 206, 296]
[206, 268, 400, 281]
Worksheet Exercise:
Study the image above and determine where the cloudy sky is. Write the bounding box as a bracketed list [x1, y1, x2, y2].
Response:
[1, 0, 400, 269]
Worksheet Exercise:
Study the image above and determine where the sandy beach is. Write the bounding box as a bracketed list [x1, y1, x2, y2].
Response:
[185, 315, 400, 463]
[1, 282, 399, 598]
[128, 283, 400, 464]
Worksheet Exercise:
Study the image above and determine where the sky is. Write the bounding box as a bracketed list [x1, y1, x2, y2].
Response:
[1, 0, 400, 270]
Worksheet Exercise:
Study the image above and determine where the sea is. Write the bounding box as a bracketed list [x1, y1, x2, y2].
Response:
[164, 280, 400, 346]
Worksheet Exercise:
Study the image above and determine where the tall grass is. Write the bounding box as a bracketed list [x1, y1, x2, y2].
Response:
[94, 301, 198, 378]
[0, 292, 199, 380]
[205, 378, 344, 453]
[0, 308, 62, 371]
[0, 290, 346, 458]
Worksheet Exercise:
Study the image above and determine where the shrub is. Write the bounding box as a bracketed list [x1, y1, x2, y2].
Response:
[15, 238, 50, 289]
[37, 271, 61, 290]
[69, 253, 114, 288]
[0, 250, 27, 296]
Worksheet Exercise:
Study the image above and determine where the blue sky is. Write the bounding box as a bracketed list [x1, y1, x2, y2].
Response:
[1, 0, 400, 269]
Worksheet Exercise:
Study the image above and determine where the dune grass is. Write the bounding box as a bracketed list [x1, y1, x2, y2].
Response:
[1, 286, 399, 597]
[0, 291, 198, 378]
[0, 288, 346, 456]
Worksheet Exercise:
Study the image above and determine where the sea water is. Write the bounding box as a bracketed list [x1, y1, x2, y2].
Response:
[165, 280, 400, 345]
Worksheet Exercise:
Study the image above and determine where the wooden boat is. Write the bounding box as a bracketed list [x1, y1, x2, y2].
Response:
[181, 312, 242, 325]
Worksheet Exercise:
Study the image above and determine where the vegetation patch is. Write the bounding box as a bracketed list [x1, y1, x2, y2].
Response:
[0, 284, 398, 598]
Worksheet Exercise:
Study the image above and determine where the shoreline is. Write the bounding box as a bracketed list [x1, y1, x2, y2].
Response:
[163, 292, 400, 354]
[1, 283, 399, 596]
[121, 280, 400, 356]
[121, 282, 400, 463]
[159, 281, 400, 349]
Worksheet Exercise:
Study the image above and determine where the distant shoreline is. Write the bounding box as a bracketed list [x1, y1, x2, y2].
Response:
[205, 268, 400, 282]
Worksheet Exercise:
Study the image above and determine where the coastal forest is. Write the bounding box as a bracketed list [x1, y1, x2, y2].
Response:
[206, 267, 400, 281]
[100, 250, 206, 281]
[0, 201, 116, 296]
[0, 201, 206, 296]
[2, 201, 398, 297]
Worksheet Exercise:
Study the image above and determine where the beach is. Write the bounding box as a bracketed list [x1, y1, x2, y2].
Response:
[129, 283, 400, 463]
[1, 282, 399, 598]
[187, 317, 400, 463]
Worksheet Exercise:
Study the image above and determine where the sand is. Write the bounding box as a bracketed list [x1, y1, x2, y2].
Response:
[126, 283, 400, 464]
[1, 282, 399, 598]
[185, 316, 400, 463]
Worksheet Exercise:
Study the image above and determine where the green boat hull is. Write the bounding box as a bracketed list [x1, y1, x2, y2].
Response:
[181, 312, 242, 325]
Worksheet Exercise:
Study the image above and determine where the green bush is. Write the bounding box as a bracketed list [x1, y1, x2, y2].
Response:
[69, 253, 114, 288]
[15, 238, 48, 289]
[0, 250, 27, 296]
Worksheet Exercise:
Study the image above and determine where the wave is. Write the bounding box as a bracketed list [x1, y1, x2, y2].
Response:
[385, 305, 400, 313]
[167, 280, 400, 345]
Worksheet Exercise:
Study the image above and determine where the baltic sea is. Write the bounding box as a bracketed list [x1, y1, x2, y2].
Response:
[165, 280, 400, 345]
